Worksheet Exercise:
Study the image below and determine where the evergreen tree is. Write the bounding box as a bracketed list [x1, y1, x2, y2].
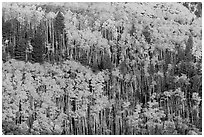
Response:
[31, 32, 45, 63]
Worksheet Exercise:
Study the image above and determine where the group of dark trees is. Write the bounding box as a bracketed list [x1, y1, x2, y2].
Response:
[2, 10, 114, 72]
[3, 12, 115, 74]
[2, 19, 44, 63]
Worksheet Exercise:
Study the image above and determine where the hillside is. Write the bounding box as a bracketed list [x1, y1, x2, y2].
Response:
[2, 2, 202, 135]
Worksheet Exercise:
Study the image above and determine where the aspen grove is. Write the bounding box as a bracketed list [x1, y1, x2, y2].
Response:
[2, 2, 202, 135]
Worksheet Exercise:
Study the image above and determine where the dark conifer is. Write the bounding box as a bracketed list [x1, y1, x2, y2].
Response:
[31, 32, 45, 63]
[54, 11, 65, 35]
[14, 38, 27, 61]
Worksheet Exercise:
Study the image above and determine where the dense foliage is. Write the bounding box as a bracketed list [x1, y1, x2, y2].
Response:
[2, 2, 202, 135]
